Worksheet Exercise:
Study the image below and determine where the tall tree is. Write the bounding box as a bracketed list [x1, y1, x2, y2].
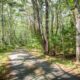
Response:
[1, 0, 5, 44]
[74, 0, 80, 62]
[44, 0, 49, 54]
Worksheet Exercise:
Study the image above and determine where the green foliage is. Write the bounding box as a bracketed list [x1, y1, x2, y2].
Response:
[0, 0, 77, 57]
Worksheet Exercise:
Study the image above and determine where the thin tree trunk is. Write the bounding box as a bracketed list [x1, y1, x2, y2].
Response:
[44, 0, 49, 54]
[1, 0, 5, 43]
[74, 0, 80, 62]
[75, 8, 80, 62]
[55, 4, 59, 35]
[31, 0, 37, 33]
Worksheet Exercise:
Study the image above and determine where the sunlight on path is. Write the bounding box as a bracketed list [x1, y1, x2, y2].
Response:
[7, 49, 80, 80]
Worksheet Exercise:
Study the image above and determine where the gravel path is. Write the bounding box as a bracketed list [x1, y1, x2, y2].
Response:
[7, 49, 80, 80]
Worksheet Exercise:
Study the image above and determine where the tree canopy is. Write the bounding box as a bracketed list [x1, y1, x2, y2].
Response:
[0, 0, 80, 62]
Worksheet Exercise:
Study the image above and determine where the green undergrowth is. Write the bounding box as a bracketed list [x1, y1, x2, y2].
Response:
[54, 58, 75, 67]
[23, 47, 76, 68]
[46, 56, 76, 68]
[0, 52, 10, 79]
[0, 44, 17, 53]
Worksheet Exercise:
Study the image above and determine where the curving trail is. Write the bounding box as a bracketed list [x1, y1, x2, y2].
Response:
[7, 49, 80, 80]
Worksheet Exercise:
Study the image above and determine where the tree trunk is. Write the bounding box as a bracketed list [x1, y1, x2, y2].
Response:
[75, 9, 80, 62]
[31, 0, 37, 33]
[44, 0, 49, 54]
[1, 0, 5, 43]
[74, 0, 80, 62]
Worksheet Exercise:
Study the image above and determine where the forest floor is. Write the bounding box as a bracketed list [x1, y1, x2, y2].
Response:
[0, 48, 80, 80]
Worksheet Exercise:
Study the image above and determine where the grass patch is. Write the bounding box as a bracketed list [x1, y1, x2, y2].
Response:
[54, 58, 75, 67]
[45, 56, 76, 68]
[0, 51, 11, 79]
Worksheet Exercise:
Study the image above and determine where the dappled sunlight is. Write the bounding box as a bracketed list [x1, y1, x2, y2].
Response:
[34, 67, 45, 76]
[28, 48, 43, 57]
[4, 49, 80, 80]
[0, 0, 80, 80]
[23, 60, 37, 69]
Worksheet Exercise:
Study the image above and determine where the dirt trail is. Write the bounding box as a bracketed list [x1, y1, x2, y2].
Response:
[7, 49, 80, 80]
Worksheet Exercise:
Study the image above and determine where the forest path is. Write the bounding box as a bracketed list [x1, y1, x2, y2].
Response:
[7, 49, 80, 80]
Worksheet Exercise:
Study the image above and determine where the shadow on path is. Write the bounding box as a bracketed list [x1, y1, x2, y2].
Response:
[7, 49, 80, 80]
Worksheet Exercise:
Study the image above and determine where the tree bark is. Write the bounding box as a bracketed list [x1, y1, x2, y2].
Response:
[1, 0, 5, 43]
[74, 0, 80, 62]
[44, 0, 49, 54]
[75, 9, 80, 62]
